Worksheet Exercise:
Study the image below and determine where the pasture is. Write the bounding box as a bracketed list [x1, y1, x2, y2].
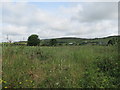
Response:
[2, 45, 119, 88]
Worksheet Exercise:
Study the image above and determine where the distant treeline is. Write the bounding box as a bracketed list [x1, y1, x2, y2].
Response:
[1, 35, 119, 46]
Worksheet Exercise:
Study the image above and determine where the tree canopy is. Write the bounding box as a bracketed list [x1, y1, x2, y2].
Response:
[27, 34, 40, 46]
[49, 39, 57, 46]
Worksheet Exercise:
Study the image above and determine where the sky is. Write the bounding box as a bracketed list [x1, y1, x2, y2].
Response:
[1, 1, 118, 42]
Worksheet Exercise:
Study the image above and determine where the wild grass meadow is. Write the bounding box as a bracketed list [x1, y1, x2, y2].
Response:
[2, 45, 119, 88]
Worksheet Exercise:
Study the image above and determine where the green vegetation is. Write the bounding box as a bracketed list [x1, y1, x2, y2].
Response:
[49, 39, 57, 46]
[27, 34, 40, 46]
[40, 36, 119, 46]
[2, 35, 118, 46]
[2, 45, 119, 88]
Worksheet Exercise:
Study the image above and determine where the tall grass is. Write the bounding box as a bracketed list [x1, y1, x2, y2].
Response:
[2, 45, 119, 88]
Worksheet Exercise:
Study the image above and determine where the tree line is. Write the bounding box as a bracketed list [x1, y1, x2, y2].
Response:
[27, 34, 119, 46]
[27, 34, 57, 46]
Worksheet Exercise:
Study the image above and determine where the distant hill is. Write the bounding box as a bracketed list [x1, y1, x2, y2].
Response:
[5, 35, 118, 46]
[40, 35, 119, 44]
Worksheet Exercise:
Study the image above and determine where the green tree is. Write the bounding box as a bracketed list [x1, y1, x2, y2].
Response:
[49, 39, 57, 46]
[107, 39, 114, 46]
[27, 34, 40, 46]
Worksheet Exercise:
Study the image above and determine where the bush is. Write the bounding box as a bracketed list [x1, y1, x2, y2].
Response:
[79, 56, 120, 88]
[49, 39, 57, 46]
[95, 57, 120, 87]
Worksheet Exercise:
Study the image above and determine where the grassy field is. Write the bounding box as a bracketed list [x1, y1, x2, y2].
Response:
[2, 45, 119, 88]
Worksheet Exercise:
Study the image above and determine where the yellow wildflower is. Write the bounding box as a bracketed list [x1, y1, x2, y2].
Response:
[4, 87, 7, 88]
[19, 82, 22, 84]
[3, 81, 7, 83]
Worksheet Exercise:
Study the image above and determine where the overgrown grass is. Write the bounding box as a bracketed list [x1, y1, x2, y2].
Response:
[2, 45, 119, 88]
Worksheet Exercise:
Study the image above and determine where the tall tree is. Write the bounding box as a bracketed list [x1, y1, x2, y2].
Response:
[27, 34, 40, 46]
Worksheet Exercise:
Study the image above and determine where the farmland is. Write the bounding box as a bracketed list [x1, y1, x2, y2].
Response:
[2, 45, 119, 88]
[2, 1, 119, 88]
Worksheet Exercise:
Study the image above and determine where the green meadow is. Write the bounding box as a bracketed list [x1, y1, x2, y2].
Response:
[2, 45, 119, 88]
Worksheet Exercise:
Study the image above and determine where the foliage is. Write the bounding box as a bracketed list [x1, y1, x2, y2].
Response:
[27, 34, 40, 46]
[107, 38, 119, 46]
[40, 36, 120, 46]
[49, 39, 57, 46]
[79, 46, 119, 88]
[107, 40, 114, 45]
[2, 45, 119, 88]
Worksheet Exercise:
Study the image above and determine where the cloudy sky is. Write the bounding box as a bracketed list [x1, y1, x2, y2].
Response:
[1, 1, 118, 42]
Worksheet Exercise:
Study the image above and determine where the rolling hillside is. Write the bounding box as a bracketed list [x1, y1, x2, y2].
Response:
[40, 35, 119, 45]
[3, 35, 119, 46]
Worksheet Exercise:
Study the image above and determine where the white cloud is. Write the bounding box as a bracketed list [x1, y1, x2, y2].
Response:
[2, 2, 118, 42]
[72, 2, 118, 22]
[60, 4, 83, 15]
[3, 24, 27, 35]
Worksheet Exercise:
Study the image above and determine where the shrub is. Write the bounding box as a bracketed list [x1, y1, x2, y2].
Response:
[49, 39, 57, 46]
[79, 55, 120, 88]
